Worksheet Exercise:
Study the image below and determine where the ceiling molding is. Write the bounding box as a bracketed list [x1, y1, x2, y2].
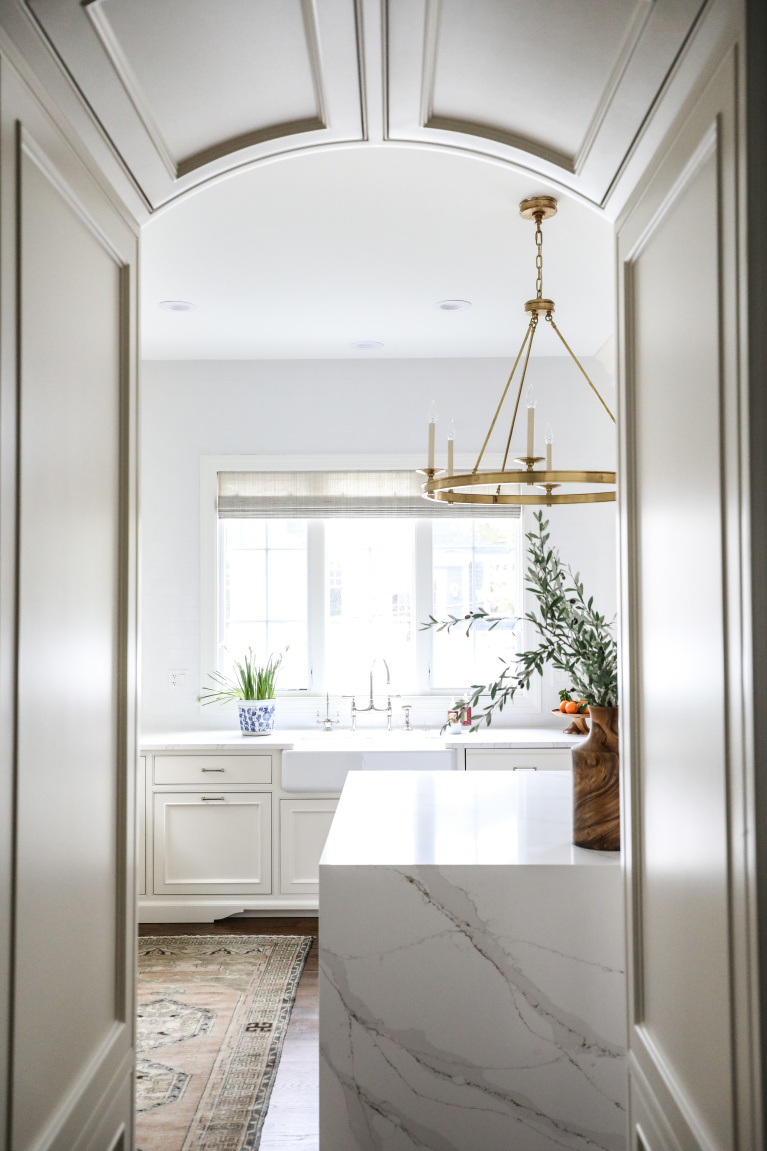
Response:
[572, 0, 654, 175]
[83, 0, 175, 179]
[83, 0, 328, 180]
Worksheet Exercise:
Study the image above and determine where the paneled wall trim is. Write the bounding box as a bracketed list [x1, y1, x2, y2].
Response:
[0, 46, 139, 1151]
[617, 6, 760, 1148]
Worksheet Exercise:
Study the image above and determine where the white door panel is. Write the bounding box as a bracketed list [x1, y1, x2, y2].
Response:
[0, 67, 138, 1151]
[618, 40, 756, 1151]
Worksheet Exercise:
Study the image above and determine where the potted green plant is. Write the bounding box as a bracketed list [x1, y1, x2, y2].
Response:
[423, 513, 619, 850]
[199, 648, 286, 735]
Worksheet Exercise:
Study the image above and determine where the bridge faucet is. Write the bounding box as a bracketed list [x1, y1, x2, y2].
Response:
[349, 658, 395, 731]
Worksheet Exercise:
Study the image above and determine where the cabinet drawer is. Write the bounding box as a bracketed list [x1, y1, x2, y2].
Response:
[153, 753, 271, 786]
[153, 792, 272, 895]
[465, 749, 572, 772]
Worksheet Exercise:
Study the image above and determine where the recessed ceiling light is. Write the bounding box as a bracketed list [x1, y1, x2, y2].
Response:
[158, 299, 196, 312]
[435, 299, 472, 311]
[352, 340, 383, 350]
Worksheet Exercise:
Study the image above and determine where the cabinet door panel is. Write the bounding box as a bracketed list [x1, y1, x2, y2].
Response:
[280, 799, 338, 894]
[465, 749, 572, 771]
[153, 753, 271, 785]
[153, 793, 271, 894]
[138, 756, 146, 896]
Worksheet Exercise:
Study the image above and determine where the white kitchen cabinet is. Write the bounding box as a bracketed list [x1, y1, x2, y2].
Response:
[137, 756, 146, 896]
[280, 799, 338, 894]
[153, 792, 272, 895]
[465, 748, 572, 772]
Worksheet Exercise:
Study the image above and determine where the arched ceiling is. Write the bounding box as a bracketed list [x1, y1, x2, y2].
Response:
[25, 0, 706, 213]
[140, 145, 614, 359]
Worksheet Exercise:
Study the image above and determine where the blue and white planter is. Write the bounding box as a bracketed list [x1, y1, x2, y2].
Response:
[237, 699, 277, 736]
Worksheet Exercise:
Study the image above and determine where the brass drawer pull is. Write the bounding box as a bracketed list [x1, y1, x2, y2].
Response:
[201, 767, 225, 772]
[201, 795, 225, 801]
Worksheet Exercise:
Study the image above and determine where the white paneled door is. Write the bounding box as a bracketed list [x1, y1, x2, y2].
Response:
[617, 26, 759, 1151]
[0, 61, 138, 1151]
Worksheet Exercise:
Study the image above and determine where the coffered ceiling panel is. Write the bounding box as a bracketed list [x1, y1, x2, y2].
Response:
[88, 0, 324, 173]
[427, 0, 644, 166]
[25, 0, 364, 209]
[386, 0, 707, 206]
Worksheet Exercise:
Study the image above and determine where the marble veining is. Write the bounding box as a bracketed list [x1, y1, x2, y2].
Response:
[320, 773, 626, 1150]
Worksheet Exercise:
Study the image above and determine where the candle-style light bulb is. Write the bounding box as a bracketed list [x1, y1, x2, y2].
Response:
[447, 419, 456, 476]
[545, 423, 553, 471]
[526, 384, 537, 458]
[427, 401, 438, 469]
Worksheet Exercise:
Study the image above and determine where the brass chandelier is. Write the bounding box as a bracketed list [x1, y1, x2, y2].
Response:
[419, 196, 616, 507]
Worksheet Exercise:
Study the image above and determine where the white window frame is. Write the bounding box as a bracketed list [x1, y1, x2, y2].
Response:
[200, 454, 541, 713]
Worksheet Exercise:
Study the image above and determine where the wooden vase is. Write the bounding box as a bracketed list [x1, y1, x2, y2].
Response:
[572, 705, 620, 851]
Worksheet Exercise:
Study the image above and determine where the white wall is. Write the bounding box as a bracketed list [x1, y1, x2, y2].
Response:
[140, 356, 617, 731]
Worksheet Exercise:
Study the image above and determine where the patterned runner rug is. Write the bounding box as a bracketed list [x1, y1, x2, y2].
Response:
[136, 935, 312, 1151]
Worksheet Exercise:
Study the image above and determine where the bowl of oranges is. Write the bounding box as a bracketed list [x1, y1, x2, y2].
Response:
[551, 693, 590, 735]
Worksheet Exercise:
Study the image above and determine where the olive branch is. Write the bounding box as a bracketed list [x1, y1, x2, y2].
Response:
[421, 511, 618, 728]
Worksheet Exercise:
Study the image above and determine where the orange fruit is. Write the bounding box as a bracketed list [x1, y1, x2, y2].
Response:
[559, 700, 569, 712]
[565, 701, 578, 713]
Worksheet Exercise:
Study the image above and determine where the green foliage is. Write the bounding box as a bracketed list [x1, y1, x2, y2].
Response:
[422, 512, 618, 727]
[198, 647, 286, 705]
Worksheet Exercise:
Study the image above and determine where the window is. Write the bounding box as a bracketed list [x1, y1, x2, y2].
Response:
[431, 519, 519, 689]
[218, 513, 521, 695]
[324, 519, 416, 691]
[210, 467, 524, 697]
[219, 519, 309, 689]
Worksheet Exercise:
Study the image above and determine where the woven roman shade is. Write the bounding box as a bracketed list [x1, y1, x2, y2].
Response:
[217, 471, 521, 519]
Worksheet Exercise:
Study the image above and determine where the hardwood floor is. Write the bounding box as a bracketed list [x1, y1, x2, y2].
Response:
[138, 918, 319, 1149]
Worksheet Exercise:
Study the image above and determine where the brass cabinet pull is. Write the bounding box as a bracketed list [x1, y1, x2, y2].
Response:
[201, 767, 225, 772]
[201, 795, 225, 801]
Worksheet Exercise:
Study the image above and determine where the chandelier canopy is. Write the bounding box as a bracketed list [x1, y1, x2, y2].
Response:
[419, 196, 616, 507]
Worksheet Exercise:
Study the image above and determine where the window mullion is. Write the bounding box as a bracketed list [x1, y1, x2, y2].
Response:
[308, 520, 325, 694]
[414, 519, 432, 693]
[217, 519, 227, 675]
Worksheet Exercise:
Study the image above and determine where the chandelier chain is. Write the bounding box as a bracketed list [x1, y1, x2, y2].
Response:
[535, 214, 543, 298]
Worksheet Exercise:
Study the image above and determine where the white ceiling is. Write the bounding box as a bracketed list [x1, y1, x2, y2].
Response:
[141, 145, 614, 360]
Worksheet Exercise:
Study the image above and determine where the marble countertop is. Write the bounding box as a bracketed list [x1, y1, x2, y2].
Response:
[321, 770, 619, 868]
[140, 725, 581, 752]
[443, 725, 580, 749]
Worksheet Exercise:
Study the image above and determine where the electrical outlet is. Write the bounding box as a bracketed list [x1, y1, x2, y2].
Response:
[168, 670, 188, 690]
